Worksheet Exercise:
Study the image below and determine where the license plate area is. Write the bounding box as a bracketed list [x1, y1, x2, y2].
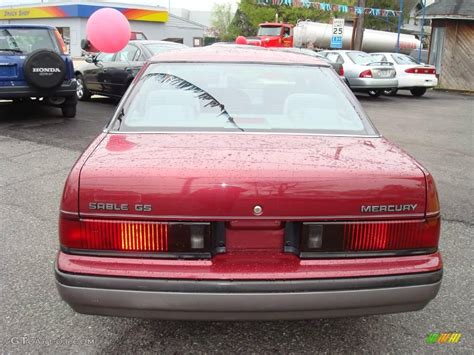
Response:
[0, 64, 17, 78]
[226, 221, 284, 252]
[376, 70, 392, 78]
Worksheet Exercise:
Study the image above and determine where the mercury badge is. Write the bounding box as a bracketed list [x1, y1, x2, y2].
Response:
[253, 205, 263, 216]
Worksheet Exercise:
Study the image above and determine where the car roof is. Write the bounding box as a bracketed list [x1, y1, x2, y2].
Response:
[322, 50, 365, 53]
[0, 24, 56, 30]
[131, 40, 185, 46]
[149, 46, 329, 66]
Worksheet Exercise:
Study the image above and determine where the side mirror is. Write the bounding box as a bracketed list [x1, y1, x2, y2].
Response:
[85, 56, 95, 64]
[80, 38, 99, 53]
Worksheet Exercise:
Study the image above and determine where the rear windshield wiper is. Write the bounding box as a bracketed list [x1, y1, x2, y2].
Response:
[148, 72, 245, 132]
[0, 48, 23, 53]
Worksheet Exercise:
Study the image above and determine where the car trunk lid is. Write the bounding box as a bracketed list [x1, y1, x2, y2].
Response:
[78, 133, 427, 221]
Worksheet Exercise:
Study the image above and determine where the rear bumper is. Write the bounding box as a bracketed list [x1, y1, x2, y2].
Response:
[0, 79, 77, 99]
[398, 75, 438, 89]
[55, 265, 442, 320]
[348, 78, 398, 90]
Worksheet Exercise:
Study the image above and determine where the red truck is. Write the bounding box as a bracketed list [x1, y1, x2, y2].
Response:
[240, 21, 420, 54]
[244, 22, 294, 47]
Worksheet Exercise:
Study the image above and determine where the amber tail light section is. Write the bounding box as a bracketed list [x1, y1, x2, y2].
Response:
[54, 29, 68, 55]
[60, 216, 211, 254]
[300, 218, 440, 256]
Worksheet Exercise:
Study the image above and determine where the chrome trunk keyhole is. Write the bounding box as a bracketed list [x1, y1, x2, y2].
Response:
[253, 205, 263, 216]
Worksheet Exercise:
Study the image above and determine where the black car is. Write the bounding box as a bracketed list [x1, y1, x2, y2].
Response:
[75, 40, 187, 100]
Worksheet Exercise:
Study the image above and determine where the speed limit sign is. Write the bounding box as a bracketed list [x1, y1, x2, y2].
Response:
[330, 18, 345, 48]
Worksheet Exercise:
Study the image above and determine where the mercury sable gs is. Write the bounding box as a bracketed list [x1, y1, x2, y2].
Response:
[55, 47, 442, 320]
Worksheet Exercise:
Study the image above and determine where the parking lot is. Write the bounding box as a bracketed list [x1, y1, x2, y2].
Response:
[1, 90, 472, 353]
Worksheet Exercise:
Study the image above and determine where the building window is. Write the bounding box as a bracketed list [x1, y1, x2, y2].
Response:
[430, 26, 445, 73]
[162, 38, 184, 44]
[193, 37, 203, 47]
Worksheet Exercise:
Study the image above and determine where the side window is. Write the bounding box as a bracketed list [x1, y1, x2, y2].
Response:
[115, 45, 139, 62]
[283, 27, 291, 38]
[133, 48, 143, 61]
[96, 52, 115, 62]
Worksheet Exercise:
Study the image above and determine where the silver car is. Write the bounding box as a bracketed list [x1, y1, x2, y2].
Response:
[320, 50, 398, 97]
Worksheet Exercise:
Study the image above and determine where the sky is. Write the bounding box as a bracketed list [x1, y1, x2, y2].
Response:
[0, 0, 238, 11]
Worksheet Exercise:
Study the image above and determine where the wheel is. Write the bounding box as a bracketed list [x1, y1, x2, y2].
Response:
[383, 88, 398, 96]
[61, 96, 77, 118]
[410, 88, 427, 97]
[368, 90, 382, 97]
[76, 74, 91, 101]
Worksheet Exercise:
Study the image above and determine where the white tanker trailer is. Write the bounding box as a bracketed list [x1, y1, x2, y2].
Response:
[293, 21, 420, 54]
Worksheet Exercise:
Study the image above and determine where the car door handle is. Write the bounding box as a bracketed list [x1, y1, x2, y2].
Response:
[102, 68, 109, 73]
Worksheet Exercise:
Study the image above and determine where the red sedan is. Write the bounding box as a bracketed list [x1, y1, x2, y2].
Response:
[56, 47, 442, 320]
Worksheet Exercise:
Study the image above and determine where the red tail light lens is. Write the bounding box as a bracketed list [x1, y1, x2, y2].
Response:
[359, 69, 372, 78]
[405, 67, 436, 75]
[425, 173, 440, 216]
[60, 216, 211, 254]
[54, 29, 68, 54]
[300, 218, 440, 255]
[339, 65, 344, 76]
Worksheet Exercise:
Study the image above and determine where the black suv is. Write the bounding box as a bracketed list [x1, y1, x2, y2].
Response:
[0, 25, 77, 117]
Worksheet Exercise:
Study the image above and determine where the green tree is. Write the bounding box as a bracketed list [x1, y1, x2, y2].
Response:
[210, 3, 235, 40]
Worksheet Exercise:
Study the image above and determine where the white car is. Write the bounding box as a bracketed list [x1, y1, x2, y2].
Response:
[320, 50, 397, 97]
[370, 52, 438, 97]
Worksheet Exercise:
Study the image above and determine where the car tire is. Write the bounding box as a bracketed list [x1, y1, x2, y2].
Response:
[368, 90, 382, 97]
[61, 96, 77, 118]
[76, 74, 91, 101]
[410, 88, 427, 97]
[383, 88, 398, 96]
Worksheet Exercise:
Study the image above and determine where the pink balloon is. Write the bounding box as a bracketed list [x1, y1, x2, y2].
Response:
[86, 8, 131, 53]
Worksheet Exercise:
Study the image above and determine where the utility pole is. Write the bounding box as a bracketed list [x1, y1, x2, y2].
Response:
[396, 0, 404, 53]
[418, 0, 426, 62]
[352, 0, 365, 51]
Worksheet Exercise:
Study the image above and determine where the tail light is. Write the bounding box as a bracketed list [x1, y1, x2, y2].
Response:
[54, 29, 68, 54]
[300, 218, 440, 257]
[359, 69, 372, 78]
[338, 65, 344, 76]
[405, 67, 436, 75]
[425, 172, 440, 217]
[60, 216, 211, 255]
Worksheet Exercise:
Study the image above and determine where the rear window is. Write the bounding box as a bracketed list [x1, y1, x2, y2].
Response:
[116, 63, 375, 135]
[391, 53, 419, 65]
[347, 52, 374, 65]
[0, 28, 58, 54]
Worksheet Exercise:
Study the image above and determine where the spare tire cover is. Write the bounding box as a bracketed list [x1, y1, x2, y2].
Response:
[23, 49, 67, 89]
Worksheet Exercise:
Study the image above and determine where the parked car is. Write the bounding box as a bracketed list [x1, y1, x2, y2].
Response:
[269, 47, 348, 84]
[370, 52, 438, 96]
[320, 50, 397, 97]
[56, 46, 442, 321]
[75, 40, 187, 100]
[0, 25, 77, 117]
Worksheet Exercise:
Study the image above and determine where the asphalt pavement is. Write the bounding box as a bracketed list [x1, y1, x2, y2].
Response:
[0, 90, 472, 353]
